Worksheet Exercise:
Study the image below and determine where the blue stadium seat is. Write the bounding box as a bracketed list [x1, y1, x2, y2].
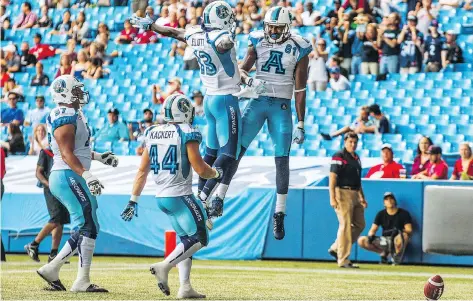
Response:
[429, 115, 449, 125]
[308, 107, 327, 116]
[451, 97, 470, 107]
[93, 141, 112, 153]
[416, 124, 436, 136]
[320, 140, 342, 151]
[450, 114, 470, 125]
[431, 97, 451, 107]
[440, 105, 460, 115]
[382, 134, 403, 144]
[436, 124, 457, 135]
[290, 149, 306, 156]
[457, 124, 473, 134]
[246, 149, 264, 156]
[390, 115, 409, 125]
[396, 124, 416, 135]
[444, 134, 465, 144]
[112, 141, 130, 155]
[306, 149, 327, 156]
[327, 107, 345, 116]
[402, 106, 421, 116]
[421, 106, 440, 116]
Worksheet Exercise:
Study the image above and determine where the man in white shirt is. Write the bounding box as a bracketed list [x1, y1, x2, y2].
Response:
[301, 2, 322, 26]
[191, 90, 204, 117]
[329, 67, 351, 91]
[24, 95, 50, 128]
[417, 0, 439, 36]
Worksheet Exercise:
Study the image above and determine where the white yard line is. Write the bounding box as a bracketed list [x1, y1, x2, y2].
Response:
[2, 262, 473, 279]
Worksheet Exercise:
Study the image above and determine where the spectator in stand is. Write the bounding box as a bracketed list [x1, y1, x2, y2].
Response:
[24, 95, 50, 127]
[164, 11, 178, 28]
[338, 0, 367, 20]
[308, 38, 329, 92]
[178, 16, 187, 29]
[35, 5, 52, 28]
[152, 78, 184, 104]
[3, 44, 21, 73]
[0, 64, 10, 88]
[321, 106, 373, 140]
[115, 19, 138, 44]
[351, 23, 364, 75]
[357, 192, 412, 265]
[337, 16, 355, 75]
[2, 14, 10, 30]
[329, 66, 350, 91]
[62, 39, 77, 62]
[134, 26, 158, 44]
[50, 9, 72, 35]
[128, 108, 154, 141]
[465, 0, 473, 10]
[0, 5, 9, 25]
[156, 6, 170, 26]
[441, 30, 463, 69]
[145, 6, 158, 22]
[71, 49, 88, 80]
[412, 145, 448, 179]
[71, 0, 90, 8]
[12, 1, 37, 29]
[411, 136, 433, 176]
[301, 1, 322, 26]
[367, 104, 390, 134]
[438, 0, 461, 9]
[361, 23, 380, 75]
[366, 144, 404, 178]
[450, 142, 473, 180]
[2, 79, 24, 102]
[19, 42, 37, 70]
[398, 13, 424, 74]
[94, 23, 110, 44]
[191, 90, 204, 117]
[29, 33, 58, 60]
[417, 0, 439, 37]
[132, 0, 148, 13]
[28, 124, 49, 155]
[82, 56, 103, 79]
[378, 13, 401, 76]
[1, 92, 24, 126]
[30, 61, 50, 86]
[55, 54, 72, 79]
[0, 123, 25, 154]
[424, 20, 445, 72]
[92, 108, 129, 142]
[326, 0, 342, 20]
[71, 11, 89, 44]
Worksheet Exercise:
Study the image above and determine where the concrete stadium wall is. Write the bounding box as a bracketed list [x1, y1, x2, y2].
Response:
[2, 180, 473, 265]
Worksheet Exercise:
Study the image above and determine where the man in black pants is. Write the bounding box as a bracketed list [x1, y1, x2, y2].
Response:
[24, 148, 71, 263]
[358, 192, 412, 265]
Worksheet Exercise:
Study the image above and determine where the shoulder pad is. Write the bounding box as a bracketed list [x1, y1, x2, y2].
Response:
[49, 107, 78, 133]
[248, 30, 265, 46]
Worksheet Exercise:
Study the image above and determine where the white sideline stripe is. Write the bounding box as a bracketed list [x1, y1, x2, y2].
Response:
[3, 263, 473, 279]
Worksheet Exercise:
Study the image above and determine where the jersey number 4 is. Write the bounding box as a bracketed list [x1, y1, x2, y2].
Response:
[149, 145, 179, 175]
[194, 50, 217, 76]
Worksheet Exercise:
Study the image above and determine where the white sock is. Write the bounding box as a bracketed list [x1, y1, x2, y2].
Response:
[163, 242, 202, 269]
[76, 236, 95, 285]
[275, 194, 287, 213]
[215, 184, 229, 200]
[49, 240, 77, 270]
[178, 258, 192, 285]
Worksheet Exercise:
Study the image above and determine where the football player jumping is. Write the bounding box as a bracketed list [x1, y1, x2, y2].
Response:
[201, 6, 311, 239]
[129, 1, 254, 220]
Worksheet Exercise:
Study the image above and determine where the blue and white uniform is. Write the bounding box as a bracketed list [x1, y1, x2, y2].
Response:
[185, 26, 241, 158]
[400, 30, 424, 68]
[46, 107, 99, 238]
[241, 31, 312, 156]
[144, 123, 208, 245]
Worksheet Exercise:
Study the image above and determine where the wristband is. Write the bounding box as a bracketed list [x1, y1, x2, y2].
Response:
[294, 87, 307, 92]
[297, 121, 304, 129]
[131, 195, 139, 203]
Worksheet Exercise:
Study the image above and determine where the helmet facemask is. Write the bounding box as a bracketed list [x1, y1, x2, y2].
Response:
[71, 84, 89, 106]
[264, 23, 291, 44]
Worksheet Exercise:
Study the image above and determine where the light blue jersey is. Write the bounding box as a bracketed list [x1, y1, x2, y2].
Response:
[185, 26, 241, 96]
[248, 31, 312, 100]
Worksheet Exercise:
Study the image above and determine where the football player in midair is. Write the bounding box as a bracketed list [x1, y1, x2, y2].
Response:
[37, 75, 119, 292]
[201, 6, 311, 239]
[121, 94, 222, 298]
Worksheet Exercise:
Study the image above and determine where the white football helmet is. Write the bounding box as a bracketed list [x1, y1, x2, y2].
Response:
[50, 75, 89, 105]
[202, 1, 235, 33]
[264, 6, 293, 44]
[163, 94, 195, 124]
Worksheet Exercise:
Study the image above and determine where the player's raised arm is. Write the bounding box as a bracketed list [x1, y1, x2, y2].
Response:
[292, 55, 309, 144]
[121, 147, 151, 221]
[129, 14, 186, 42]
[187, 141, 222, 180]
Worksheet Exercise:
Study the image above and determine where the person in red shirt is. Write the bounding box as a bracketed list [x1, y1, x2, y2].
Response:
[29, 33, 57, 60]
[366, 144, 403, 179]
[450, 142, 473, 180]
[134, 29, 158, 44]
[115, 19, 138, 44]
[0, 64, 10, 88]
[412, 145, 449, 180]
[152, 77, 184, 104]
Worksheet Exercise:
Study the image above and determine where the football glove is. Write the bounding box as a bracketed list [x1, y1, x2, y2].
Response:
[247, 78, 267, 95]
[95, 151, 119, 167]
[129, 13, 154, 31]
[82, 171, 104, 196]
[121, 201, 138, 221]
[292, 127, 305, 144]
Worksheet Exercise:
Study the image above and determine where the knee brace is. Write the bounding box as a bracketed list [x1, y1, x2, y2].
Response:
[275, 156, 289, 195]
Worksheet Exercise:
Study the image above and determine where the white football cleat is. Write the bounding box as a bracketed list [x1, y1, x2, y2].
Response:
[150, 262, 170, 296]
[177, 284, 206, 299]
[37, 265, 66, 291]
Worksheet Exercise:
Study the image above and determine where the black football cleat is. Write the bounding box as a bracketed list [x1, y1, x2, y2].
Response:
[25, 243, 40, 262]
[85, 284, 109, 293]
[380, 255, 389, 264]
[207, 197, 224, 218]
[339, 263, 360, 269]
[273, 212, 286, 240]
[328, 249, 338, 260]
[36, 271, 66, 291]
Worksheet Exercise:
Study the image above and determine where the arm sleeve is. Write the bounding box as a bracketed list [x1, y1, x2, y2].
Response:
[184, 129, 203, 144]
[37, 149, 46, 167]
[330, 153, 344, 174]
[373, 211, 383, 226]
[402, 210, 412, 226]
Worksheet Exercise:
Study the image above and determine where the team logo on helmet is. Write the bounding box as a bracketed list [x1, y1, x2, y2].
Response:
[216, 5, 229, 19]
[53, 79, 67, 94]
[177, 98, 190, 113]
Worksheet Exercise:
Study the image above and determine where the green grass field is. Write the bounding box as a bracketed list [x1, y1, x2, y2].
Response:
[1, 254, 472, 300]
